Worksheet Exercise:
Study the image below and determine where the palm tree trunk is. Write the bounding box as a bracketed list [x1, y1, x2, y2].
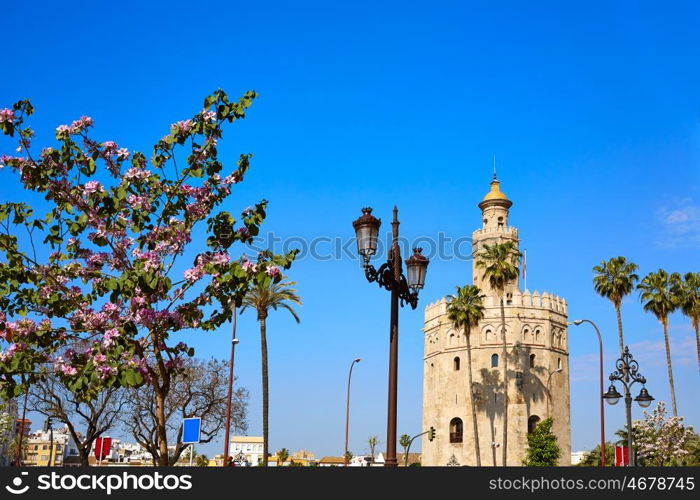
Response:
[260, 316, 269, 466]
[694, 319, 700, 374]
[662, 318, 678, 416]
[465, 325, 481, 466]
[615, 304, 625, 354]
[500, 296, 508, 466]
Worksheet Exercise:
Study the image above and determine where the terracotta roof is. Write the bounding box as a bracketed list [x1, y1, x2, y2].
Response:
[319, 456, 345, 464]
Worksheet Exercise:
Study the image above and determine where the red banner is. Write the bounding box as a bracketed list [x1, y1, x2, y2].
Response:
[615, 446, 629, 466]
[94, 437, 112, 461]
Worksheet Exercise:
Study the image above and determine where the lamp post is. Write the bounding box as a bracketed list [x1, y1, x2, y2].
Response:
[352, 207, 429, 467]
[571, 319, 606, 466]
[545, 367, 562, 418]
[223, 307, 241, 466]
[603, 346, 654, 467]
[344, 358, 361, 466]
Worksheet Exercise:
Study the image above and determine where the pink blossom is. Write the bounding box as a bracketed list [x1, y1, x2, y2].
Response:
[184, 266, 204, 282]
[211, 252, 230, 265]
[0, 109, 15, 124]
[266, 265, 280, 277]
[61, 364, 78, 376]
[92, 353, 107, 364]
[241, 258, 257, 273]
[84, 180, 103, 195]
[172, 119, 193, 134]
[102, 328, 120, 348]
[201, 110, 216, 122]
[117, 148, 129, 160]
[96, 364, 115, 379]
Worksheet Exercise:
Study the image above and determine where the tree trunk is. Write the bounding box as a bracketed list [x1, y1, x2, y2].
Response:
[260, 316, 269, 466]
[694, 319, 700, 374]
[465, 325, 481, 466]
[155, 388, 170, 466]
[500, 296, 508, 467]
[662, 318, 678, 416]
[615, 304, 625, 355]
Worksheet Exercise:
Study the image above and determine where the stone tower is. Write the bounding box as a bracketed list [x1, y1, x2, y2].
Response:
[421, 175, 571, 466]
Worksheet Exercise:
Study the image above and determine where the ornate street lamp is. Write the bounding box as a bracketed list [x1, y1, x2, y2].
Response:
[606, 346, 654, 466]
[352, 206, 429, 467]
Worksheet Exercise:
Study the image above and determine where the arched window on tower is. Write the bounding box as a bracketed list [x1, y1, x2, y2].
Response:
[528, 415, 541, 434]
[529, 353, 536, 368]
[449, 418, 463, 443]
[453, 357, 460, 371]
[558, 358, 562, 370]
[498, 216, 504, 229]
[491, 354, 499, 368]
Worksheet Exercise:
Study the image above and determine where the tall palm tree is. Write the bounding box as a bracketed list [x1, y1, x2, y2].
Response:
[446, 284, 486, 466]
[242, 280, 302, 466]
[593, 257, 639, 354]
[476, 241, 521, 466]
[672, 272, 700, 372]
[638, 269, 679, 416]
[368, 435, 378, 462]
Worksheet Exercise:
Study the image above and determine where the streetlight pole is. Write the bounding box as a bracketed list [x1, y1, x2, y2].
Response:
[344, 358, 361, 466]
[572, 319, 606, 466]
[352, 207, 429, 467]
[603, 346, 654, 467]
[223, 307, 240, 467]
[545, 367, 562, 418]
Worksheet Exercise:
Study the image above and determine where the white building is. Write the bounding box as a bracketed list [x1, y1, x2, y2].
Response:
[230, 436, 264, 466]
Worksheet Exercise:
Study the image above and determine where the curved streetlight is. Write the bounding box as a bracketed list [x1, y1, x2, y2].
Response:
[571, 319, 606, 466]
[352, 207, 429, 467]
[605, 346, 654, 466]
[344, 358, 361, 466]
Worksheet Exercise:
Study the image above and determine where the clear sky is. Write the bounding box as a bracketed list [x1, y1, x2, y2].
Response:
[3, 0, 700, 459]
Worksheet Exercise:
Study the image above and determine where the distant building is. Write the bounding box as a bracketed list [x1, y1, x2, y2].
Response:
[570, 450, 587, 465]
[230, 436, 264, 466]
[24, 426, 80, 467]
[317, 456, 345, 467]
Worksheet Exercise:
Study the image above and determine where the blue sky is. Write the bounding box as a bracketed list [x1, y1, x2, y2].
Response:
[2, 0, 700, 459]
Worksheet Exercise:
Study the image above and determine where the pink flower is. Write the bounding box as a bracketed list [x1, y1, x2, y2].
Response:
[241, 258, 256, 273]
[61, 365, 78, 376]
[0, 109, 15, 124]
[102, 328, 120, 348]
[211, 252, 229, 265]
[92, 353, 107, 364]
[172, 119, 193, 134]
[266, 265, 280, 277]
[117, 148, 130, 160]
[96, 364, 115, 379]
[201, 110, 216, 122]
[84, 180, 103, 195]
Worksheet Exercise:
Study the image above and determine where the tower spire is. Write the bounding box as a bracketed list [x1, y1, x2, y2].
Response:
[493, 155, 497, 179]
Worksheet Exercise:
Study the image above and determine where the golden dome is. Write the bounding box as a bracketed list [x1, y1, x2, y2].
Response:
[482, 177, 509, 202]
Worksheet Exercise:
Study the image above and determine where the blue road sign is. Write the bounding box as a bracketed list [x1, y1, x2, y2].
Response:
[182, 418, 202, 444]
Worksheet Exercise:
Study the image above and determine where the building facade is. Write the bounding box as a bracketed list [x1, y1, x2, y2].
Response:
[421, 175, 571, 466]
[230, 436, 264, 466]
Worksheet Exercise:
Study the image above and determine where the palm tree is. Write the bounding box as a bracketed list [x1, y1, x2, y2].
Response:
[476, 241, 521, 466]
[242, 280, 302, 466]
[368, 435, 378, 462]
[446, 284, 486, 466]
[638, 269, 679, 416]
[593, 257, 639, 354]
[276, 448, 289, 466]
[672, 272, 700, 372]
[399, 434, 411, 466]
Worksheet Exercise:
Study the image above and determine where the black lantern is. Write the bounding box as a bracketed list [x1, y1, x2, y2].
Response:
[603, 384, 622, 405]
[352, 207, 381, 260]
[405, 248, 429, 290]
[634, 387, 654, 408]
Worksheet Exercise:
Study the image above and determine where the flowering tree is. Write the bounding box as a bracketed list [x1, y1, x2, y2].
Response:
[0, 90, 296, 466]
[633, 401, 695, 466]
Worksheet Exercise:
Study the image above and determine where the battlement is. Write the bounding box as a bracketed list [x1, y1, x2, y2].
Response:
[423, 288, 567, 327]
[472, 226, 518, 238]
